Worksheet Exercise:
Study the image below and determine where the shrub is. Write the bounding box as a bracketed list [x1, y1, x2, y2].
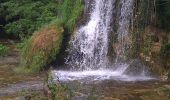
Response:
[59, 0, 84, 32]
[18, 19, 64, 73]
[0, 44, 9, 56]
[0, 0, 59, 38]
[0, 0, 84, 38]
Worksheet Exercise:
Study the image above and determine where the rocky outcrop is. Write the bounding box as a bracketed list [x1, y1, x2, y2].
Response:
[21, 20, 64, 72]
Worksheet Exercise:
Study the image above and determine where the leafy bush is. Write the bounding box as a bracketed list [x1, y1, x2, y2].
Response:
[0, 0, 84, 39]
[0, 0, 59, 38]
[0, 44, 9, 56]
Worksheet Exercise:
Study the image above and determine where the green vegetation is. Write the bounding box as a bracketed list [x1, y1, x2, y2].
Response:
[59, 0, 84, 32]
[10, 0, 84, 73]
[17, 20, 64, 73]
[0, 44, 9, 56]
[0, 0, 169, 76]
[130, 0, 170, 77]
[0, 0, 84, 39]
[160, 34, 170, 69]
[46, 71, 73, 100]
[0, 0, 59, 38]
[156, 0, 170, 31]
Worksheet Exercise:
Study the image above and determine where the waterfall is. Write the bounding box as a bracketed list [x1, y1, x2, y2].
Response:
[53, 0, 155, 82]
[66, 0, 115, 70]
[67, 0, 134, 70]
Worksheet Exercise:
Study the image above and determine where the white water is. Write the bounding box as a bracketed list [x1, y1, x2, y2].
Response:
[53, 70, 154, 82]
[65, 0, 114, 70]
[53, 63, 154, 82]
[53, 0, 154, 82]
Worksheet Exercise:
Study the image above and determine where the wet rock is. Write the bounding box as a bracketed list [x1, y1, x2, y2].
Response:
[123, 59, 148, 76]
[168, 72, 170, 81]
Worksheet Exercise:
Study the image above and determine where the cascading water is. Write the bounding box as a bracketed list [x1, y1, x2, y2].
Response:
[66, 0, 114, 70]
[53, 0, 155, 82]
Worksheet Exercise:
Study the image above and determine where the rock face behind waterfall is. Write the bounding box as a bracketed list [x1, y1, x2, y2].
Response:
[123, 59, 149, 76]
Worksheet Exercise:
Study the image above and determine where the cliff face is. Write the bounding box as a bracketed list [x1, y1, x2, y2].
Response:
[130, 0, 170, 79]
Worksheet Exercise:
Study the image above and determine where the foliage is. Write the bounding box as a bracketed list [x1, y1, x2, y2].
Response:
[0, 44, 9, 56]
[16, 0, 84, 73]
[59, 0, 84, 32]
[17, 19, 64, 73]
[0, 0, 59, 38]
[47, 71, 73, 100]
[0, 0, 84, 38]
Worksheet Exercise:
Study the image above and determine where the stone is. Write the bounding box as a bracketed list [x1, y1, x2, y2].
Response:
[123, 59, 148, 76]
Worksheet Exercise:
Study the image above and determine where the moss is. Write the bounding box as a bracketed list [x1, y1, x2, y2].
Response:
[160, 33, 170, 69]
[0, 44, 9, 56]
[18, 19, 64, 73]
[59, 0, 84, 32]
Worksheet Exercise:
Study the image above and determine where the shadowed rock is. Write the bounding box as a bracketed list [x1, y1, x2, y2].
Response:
[123, 59, 149, 76]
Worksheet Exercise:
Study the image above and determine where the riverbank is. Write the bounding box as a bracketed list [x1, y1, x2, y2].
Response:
[0, 40, 46, 99]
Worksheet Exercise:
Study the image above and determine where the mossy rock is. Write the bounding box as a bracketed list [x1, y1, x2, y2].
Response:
[19, 20, 64, 73]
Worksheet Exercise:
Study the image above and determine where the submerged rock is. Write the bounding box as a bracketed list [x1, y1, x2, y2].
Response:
[123, 59, 149, 76]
